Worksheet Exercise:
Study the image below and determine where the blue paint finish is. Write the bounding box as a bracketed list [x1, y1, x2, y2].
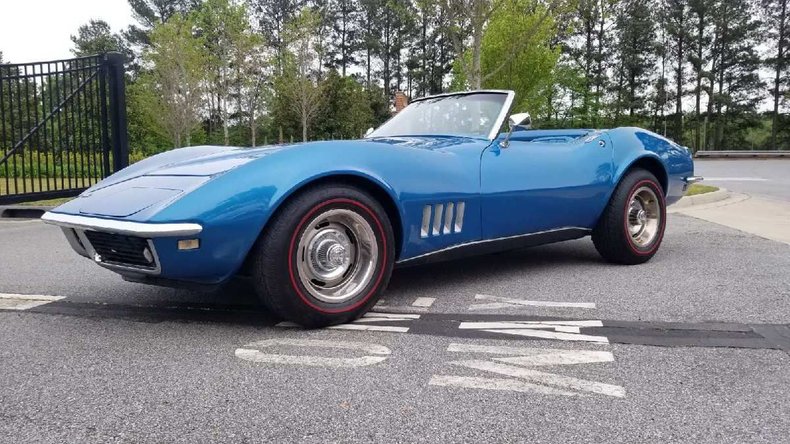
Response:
[481, 131, 613, 237]
[50, 126, 695, 285]
[607, 128, 694, 205]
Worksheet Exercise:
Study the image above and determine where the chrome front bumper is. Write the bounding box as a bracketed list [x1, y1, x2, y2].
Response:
[41, 212, 203, 276]
[41, 212, 203, 237]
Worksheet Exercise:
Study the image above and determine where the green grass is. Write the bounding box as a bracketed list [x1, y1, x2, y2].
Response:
[0, 152, 110, 178]
[0, 177, 96, 206]
[17, 197, 74, 206]
[685, 184, 719, 196]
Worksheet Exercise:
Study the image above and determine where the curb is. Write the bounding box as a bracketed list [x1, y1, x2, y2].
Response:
[695, 150, 790, 159]
[0, 205, 52, 219]
[671, 188, 730, 209]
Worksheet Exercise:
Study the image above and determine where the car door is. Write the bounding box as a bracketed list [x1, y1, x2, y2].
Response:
[479, 132, 614, 240]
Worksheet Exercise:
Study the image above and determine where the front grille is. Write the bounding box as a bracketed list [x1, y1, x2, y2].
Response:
[84, 231, 156, 269]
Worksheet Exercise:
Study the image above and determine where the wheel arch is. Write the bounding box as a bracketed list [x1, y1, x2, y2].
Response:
[619, 155, 668, 195]
[240, 172, 405, 275]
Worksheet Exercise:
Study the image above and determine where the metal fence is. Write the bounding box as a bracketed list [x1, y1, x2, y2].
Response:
[0, 53, 128, 205]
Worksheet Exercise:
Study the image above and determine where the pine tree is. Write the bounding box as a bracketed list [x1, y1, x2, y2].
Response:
[709, 0, 764, 149]
[328, 0, 361, 77]
[612, 0, 656, 123]
[762, 0, 790, 149]
[665, 0, 690, 143]
[688, 0, 713, 150]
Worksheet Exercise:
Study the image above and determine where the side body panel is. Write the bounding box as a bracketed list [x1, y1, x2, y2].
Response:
[479, 132, 614, 238]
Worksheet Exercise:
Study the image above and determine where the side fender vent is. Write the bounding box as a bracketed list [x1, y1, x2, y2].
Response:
[421, 202, 465, 238]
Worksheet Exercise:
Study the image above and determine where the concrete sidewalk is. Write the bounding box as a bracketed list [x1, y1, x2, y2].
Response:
[670, 193, 790, 246]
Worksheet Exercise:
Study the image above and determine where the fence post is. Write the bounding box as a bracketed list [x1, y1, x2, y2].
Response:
[105, 52, 128, 171]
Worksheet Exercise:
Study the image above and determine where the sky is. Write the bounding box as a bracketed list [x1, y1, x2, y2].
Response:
[0, 0, 134, 63]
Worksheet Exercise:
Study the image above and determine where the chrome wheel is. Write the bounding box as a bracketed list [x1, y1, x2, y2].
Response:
[295, 208, 379, 304]
[627, 186, 661, 247]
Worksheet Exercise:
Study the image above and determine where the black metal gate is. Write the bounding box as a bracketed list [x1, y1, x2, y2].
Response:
[0, 52, 128, 205]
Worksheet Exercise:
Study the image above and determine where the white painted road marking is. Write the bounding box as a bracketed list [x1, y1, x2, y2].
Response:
[360, 312, 421, 320]
[459, 320, 604, 328]
[235, 338, 391, 367]
[469, 294, 596, 310]
[703, 177, 768, 181]
[429, 375, 578, 396]
[374, 297, 435, 313]
[430, 343, 624, 397]
[458, 320, 609, 343]
[0, 293, 65, 311]
[412, 297, 436, 308]
[328, 324, 410, 333]
[449, 360, 625, 398]
[276, 311, 419, 333]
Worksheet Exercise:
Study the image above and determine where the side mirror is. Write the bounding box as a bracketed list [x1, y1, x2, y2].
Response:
[364, 127, 374, 137]
[502, 112, 531, 148]
[509, 112, 532, 130]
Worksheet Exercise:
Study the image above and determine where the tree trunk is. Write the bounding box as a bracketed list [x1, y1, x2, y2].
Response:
[675, 13, 685, 144]
[422, 9, 427, 96]
[584, 6, 594, 123]
[469, 15, 484, 89]
[694, 12, 704, 151]
[302, 115, 308, 142]
[341, 12, 347, 77]
[595, 0, 606, 127]
[771, 0, 788, 150]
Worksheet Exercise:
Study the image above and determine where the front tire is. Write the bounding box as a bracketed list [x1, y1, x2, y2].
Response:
[252, 184, 395, 327]
[592, 169, 666, 265]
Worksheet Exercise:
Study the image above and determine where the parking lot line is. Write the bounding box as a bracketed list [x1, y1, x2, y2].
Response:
[429, 375, 578, 396]
[469, 294, 597, 310]
[412, 297, 436, 308]
[0, 293, 65, 311]
[328, 324, 410, 333]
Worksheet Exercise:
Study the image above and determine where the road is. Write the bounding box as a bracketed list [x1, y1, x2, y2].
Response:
[695, 159, 790, 202]
[1, 212, 788, 443]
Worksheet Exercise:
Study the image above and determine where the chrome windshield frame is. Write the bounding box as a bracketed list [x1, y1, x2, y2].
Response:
[366, 90, 516, 142]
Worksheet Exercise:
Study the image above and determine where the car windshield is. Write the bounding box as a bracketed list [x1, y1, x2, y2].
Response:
[367, 92, 511, 140]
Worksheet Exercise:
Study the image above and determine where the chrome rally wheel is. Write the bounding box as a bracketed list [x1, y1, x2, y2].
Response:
[252, 184, 395, 327]
[296, 208, 379, 304]
[627, 186, 661, 248]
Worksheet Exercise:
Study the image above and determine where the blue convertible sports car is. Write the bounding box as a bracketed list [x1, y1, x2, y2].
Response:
[43, 90, 700, 326]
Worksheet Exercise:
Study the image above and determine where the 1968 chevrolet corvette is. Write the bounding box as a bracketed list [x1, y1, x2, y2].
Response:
[43, 90, 700, 326]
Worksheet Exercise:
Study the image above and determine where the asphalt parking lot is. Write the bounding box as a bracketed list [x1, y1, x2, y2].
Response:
[1, 208, 788, 443]
[695, 158, 790, 201]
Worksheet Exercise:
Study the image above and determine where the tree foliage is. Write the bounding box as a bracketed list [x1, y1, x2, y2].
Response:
[30, 0, 790, 154]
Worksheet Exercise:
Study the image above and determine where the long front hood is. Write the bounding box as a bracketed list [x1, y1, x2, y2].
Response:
[51, 145, 281, 219]
[87, 145, 283, 193]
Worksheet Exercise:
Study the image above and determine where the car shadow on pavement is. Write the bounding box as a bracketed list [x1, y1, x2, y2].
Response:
[21, 240, 606, 327]
[388, 239, 604, 293]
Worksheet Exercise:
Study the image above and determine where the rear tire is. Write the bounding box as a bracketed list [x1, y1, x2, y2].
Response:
[251, 183, 395, 327]
[592, 169, 666, 265]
